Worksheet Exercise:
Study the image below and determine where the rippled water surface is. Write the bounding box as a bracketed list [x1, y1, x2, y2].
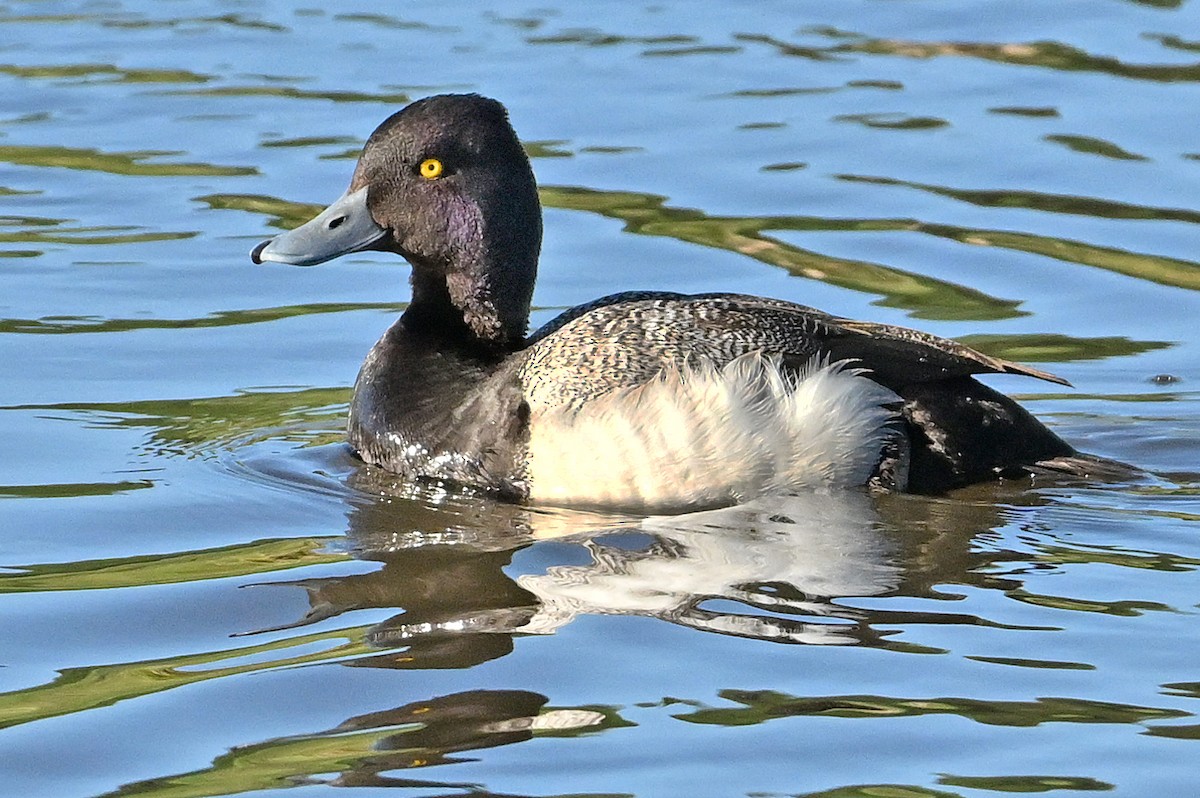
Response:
[2, 1, 1199, 796]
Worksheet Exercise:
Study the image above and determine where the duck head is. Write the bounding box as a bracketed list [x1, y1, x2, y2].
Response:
[252, 94, 542, 349]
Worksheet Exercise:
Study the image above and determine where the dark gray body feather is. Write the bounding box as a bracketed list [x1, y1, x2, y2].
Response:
[349, 321, 531, 500]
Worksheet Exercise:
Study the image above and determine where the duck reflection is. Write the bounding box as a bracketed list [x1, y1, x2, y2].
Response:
[260, 472, 922, 658]
[516, 492, 900, 645]
[258, 540, 539, 669]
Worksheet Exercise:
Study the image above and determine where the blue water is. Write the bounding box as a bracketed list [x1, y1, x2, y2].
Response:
[1, 2, 1198, 796]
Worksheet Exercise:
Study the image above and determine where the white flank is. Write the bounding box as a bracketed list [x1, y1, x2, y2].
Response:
[526, 353, 899, 511]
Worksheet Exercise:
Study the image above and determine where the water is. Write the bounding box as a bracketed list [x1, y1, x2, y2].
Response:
[2, 1, 1198, 796]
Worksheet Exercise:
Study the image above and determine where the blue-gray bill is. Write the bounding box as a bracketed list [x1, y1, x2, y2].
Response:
[251, 187, 385, 266]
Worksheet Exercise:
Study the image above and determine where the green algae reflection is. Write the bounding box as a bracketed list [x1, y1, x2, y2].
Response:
[795, 787, 962, 798]
[837, 174, 1200, 226]
[91, 690, 629, 798]
[955, 334, 1171, 364]
[16, 386, 351, 457]
[0, 536, 344, 594]
[764, 30, 1200, 84]
[0, 62, 210, 84]
[938, 774, 1113, 792]
[1044, 134, 1149, 162]
[211, 186, 1192, 341]
[198, 193, 323, 231]
[676, 689, 1189, 728]
[217, 186, 1025, 321]
[539, 185, 1198, 322]
[543, 184, 1200, 298]
[0, 302, 403, 335]
[0, 214, 197, 250]
[0, 621, 369, 732]
[0, 480, 154, 499]
[541, 185, 1025, 321]
[161, 85, 412, 104]
[0, 12, 287, 32]
[0, 145, 255, 177]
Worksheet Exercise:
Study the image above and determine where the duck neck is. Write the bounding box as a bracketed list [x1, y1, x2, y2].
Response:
[403, 245, 536, 354]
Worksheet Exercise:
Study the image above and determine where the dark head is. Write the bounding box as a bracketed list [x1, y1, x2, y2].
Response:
[252, 94, 542, 349]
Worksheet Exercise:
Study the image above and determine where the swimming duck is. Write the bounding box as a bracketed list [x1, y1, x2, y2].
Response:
[252, 93, 1104, 511]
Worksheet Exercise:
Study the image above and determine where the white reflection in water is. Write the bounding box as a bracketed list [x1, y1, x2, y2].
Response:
[517, 492, 899, 644]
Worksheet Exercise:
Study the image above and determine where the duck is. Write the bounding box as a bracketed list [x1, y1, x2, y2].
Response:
[252, 93, 1112, 512]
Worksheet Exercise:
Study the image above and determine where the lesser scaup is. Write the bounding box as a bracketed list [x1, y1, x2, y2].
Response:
[252, 93, 1114, 511]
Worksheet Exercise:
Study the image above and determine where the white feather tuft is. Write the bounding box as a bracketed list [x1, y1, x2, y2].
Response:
[525, 353, 899, 511]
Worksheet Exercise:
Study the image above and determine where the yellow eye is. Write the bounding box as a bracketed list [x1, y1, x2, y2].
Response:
[419, 158, 444, 179]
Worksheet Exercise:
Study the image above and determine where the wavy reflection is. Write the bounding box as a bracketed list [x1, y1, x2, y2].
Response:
[540, 186, 1200, 299]
[260, 134, 359, 149]
[333, 12, 457, 34]
[547, 183, 1195, 301]
[98, 689, 624, 797]
[0, 476, 1190, 739]
[989, 105, 1060, 117]
[0, 213, 196, 250]
[7, 388, 349, 459]
[255, 487, 1075, 658]
[0, 63, 210, 84]
[528, 30, 702, 49]
[939, 774, 1114, 793]
[0, 144, 254, 176]
[517, 493, 900, 645]
[102, 14, 288, 32]
[0, 479, 154, 499]
[210, 189, 1025, 320]
[1149, 32, 1200, 52]
[257, 536, 539, 670]
[246, 494, 904, 655]
[834, 113, 949, 130]
[836, 173, 1200, 225]
[0, 624, 374, 731]
[0, 302, 403, 335]
[743, 30, 1200, 83]
[540, 186, 1027, 320]
[0, 12, 290, 32]
[954, 333, 1170, 363]
[0, 536, 344, 594]
[160, 86, 412, 104]
[675, 688, 1188, 727]
[1045, 134, 1149, 161]
[213, 184, 1199, 326]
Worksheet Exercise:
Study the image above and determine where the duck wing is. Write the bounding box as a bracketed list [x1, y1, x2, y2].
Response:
[693, 293, 1071, 387]
[523, 291, 1068, 402]
[809, 316, 1070, 388]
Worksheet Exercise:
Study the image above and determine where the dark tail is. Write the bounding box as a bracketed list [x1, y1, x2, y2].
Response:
[893, 376, 1135, 493]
